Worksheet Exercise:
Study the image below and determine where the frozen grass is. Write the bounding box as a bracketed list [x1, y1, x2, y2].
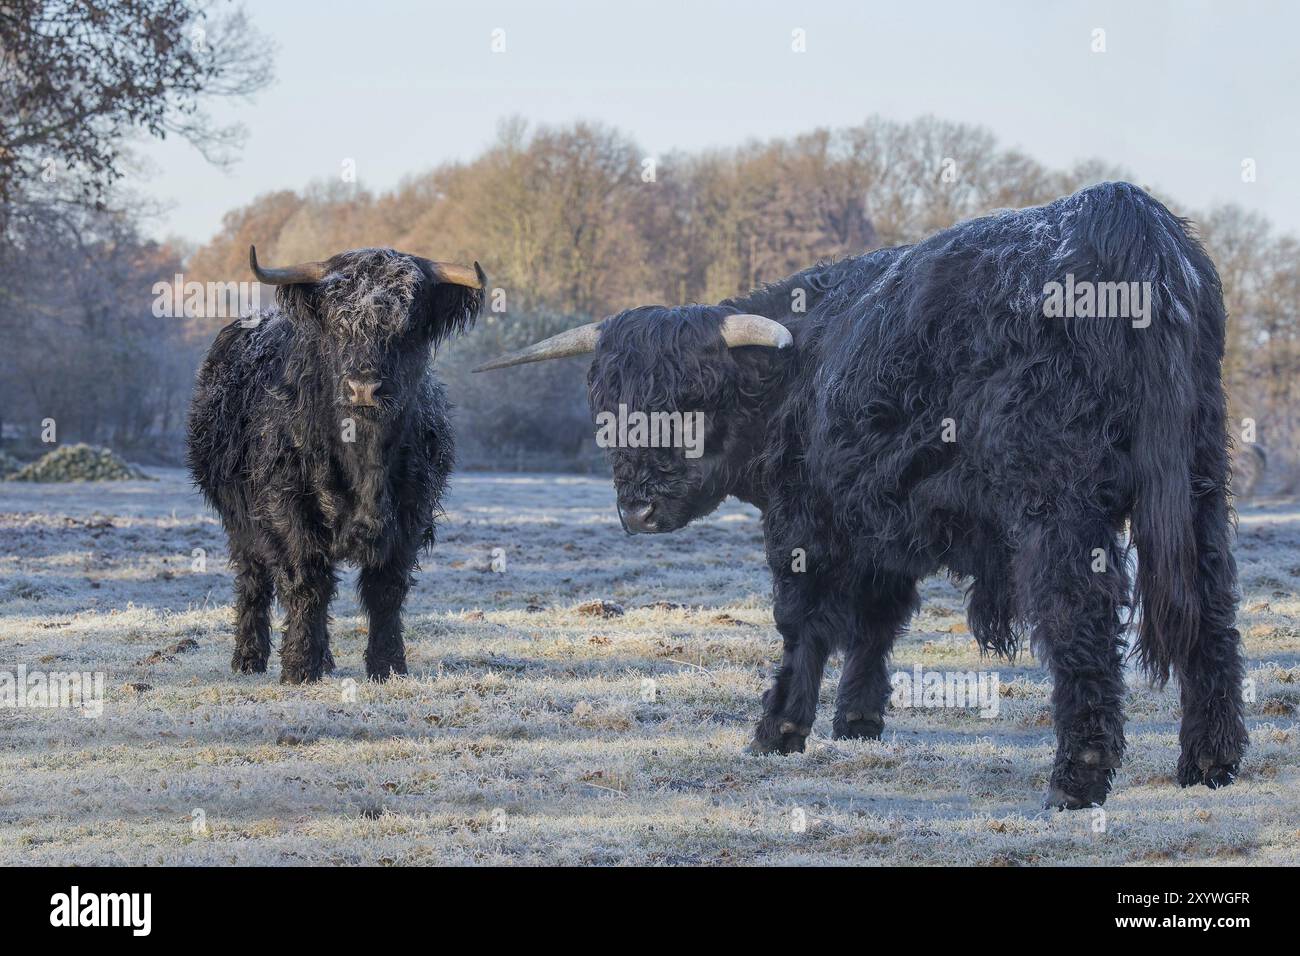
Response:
[0, 470, 1296, 865]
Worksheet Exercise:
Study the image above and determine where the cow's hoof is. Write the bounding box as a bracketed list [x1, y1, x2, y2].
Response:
[832, 711, 884, 741]
[747, 733, 807, 755]
[231, 647, 268, 674]
[1178, 753, 1240, 790]
[748, 719, 810, 755]
[1043, 786, 1100, 811]
[365, 656, 408, 683]
[279, 660, 325, 684]
[1046, 747, 1116, 809]
[1177, 702, 1247, 790]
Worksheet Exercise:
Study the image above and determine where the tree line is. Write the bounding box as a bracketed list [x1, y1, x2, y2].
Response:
[180, 116, 1299, 484]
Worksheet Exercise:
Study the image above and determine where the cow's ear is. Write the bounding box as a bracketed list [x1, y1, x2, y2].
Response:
[423, 274, 483, 348]
[275, 283, 325, 327]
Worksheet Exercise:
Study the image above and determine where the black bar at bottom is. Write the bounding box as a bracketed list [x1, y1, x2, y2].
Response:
[1, 865, 1278, 940]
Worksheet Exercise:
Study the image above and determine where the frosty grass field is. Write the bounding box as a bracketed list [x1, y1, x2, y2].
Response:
[1, 468, 1297, 865]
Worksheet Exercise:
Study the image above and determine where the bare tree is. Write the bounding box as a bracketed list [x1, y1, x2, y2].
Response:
[0, 0, 272, 227]
[0, 0, 271, 458]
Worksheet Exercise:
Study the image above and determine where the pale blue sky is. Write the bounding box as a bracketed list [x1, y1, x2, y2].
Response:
[133, 0, 1300, 243]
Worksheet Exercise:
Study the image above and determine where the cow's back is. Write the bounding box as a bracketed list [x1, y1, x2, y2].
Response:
[784, 183, 1214, 568]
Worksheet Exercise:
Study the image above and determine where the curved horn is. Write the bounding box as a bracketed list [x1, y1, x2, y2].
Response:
[472, 321, 602, 372]
[720, 313, 794, 350]
[426, 259, 486, 290]
[249, 245, 329, 286]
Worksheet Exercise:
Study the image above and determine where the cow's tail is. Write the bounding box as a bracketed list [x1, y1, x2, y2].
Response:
[1129, 349, 1200, 685]
[1085, 183, 1227, 684]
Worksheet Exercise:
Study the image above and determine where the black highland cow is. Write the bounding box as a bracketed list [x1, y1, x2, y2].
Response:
[478, 182, 1248, 808]
[189, 247, 483, 683]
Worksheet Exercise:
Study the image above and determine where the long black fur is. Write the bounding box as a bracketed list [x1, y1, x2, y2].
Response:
[188, 249, 481, 683]
[586, 183, 1247, 807]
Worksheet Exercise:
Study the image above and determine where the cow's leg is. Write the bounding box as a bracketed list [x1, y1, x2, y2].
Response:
[231, 550, 273, 674]
[1019, 516, 1128, 809]
[277, 554, 336, 685]
[833, 575, 919, 739]
[749, 575, 837, 755]
[1175, 474, 1247, 788]
[358, 553, 415, 681]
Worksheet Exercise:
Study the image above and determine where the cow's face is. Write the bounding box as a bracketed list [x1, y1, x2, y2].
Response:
[586, 309, 722, 532]
[586, 306, 785, 534]
[260, 247, 483, 425]
[473, 303, 793, 534]
[311, 251, 428, 422]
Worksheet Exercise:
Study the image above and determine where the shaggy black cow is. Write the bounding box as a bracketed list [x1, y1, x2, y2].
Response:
[189, 247, 483, 683]
[477, 182, 1248, 808]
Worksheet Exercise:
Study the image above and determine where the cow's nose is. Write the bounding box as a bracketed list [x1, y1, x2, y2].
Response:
[346, 378, 381, 407]
[619, 501, 657, 534]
